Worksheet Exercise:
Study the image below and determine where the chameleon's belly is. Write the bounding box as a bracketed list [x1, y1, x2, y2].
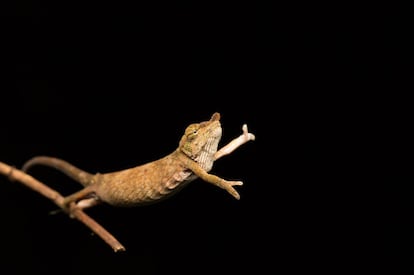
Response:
[95, 161, 195, 207]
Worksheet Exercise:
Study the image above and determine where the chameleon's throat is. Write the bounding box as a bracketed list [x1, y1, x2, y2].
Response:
[196, 130, 221, 172]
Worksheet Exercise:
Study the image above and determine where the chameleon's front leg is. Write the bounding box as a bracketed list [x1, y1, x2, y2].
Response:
[188, 161, 243, 200]
[214, 124, 255, 160]
[188, 123, 255, 199]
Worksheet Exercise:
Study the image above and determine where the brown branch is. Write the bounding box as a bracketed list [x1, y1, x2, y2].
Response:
[0, 161, 125, 252]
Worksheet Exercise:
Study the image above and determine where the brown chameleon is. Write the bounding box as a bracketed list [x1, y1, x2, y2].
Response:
[22, 112, 255, 211]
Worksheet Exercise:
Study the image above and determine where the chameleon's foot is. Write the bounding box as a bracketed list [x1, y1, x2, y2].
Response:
[61, 186, 96, 215]
[76, 197, 101, 210]
[62, 197, 94, 218]
[62, 197, 75, 216]
[222, 180, 243, 200]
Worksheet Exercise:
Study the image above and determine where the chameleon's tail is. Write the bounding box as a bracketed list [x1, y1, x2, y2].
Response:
[22, 156, 95, 187]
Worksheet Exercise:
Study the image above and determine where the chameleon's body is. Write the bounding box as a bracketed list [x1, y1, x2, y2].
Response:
[22, 112, 254, 210]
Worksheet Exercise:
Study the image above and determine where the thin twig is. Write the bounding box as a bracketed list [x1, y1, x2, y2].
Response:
[0, 162, 125, 252]
[215, 124, 256, 160]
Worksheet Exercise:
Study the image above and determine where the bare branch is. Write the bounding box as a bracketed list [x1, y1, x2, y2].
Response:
[0, 161, 125, 252]
[215, 124, 256, 160]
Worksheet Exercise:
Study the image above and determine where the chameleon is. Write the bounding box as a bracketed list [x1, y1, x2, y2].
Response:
[22, 112, 255, 211]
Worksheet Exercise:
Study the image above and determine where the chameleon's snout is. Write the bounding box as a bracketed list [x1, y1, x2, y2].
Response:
[210, 112, 220, 122]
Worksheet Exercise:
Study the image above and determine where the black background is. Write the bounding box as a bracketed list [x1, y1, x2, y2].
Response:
[0, 2, 404, 274]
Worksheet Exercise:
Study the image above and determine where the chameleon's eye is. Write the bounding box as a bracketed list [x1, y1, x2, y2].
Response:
[188, 130, 198, 139]
[185, 124, 199, 140]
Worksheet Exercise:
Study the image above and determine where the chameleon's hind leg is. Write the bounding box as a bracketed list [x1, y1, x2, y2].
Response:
[76, 197, 101, 209]
[49, 197, 100, 215]
[63, 185, 98, 213]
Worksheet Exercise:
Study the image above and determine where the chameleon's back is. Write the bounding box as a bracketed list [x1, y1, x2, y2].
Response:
[95, 152, 196, 207]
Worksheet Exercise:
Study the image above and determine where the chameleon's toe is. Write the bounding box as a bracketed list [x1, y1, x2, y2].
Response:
[231, 190, 241, 200]
[225, 180, 243, 199]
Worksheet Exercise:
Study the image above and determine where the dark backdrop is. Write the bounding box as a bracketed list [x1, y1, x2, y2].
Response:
[1, 2, 396, 274]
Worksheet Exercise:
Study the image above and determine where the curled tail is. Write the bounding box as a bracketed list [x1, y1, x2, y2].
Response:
[22, 156, 95, 187]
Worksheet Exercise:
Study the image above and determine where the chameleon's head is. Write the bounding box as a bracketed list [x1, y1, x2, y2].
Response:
[179, 112, 222, 168]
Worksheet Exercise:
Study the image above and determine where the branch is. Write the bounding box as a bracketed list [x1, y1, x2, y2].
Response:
[0, 161, 125, 252]
[215, 124, 256, 160]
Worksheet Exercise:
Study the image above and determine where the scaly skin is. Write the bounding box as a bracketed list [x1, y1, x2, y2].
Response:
[22, 112, 253, 209]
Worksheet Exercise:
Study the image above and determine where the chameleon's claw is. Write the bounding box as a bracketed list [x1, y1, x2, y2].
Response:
[232, 192, 240, 200]
[231, 188, 241, 200]
[232, 180, 243, 186]
[224, 180, 243, 200]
